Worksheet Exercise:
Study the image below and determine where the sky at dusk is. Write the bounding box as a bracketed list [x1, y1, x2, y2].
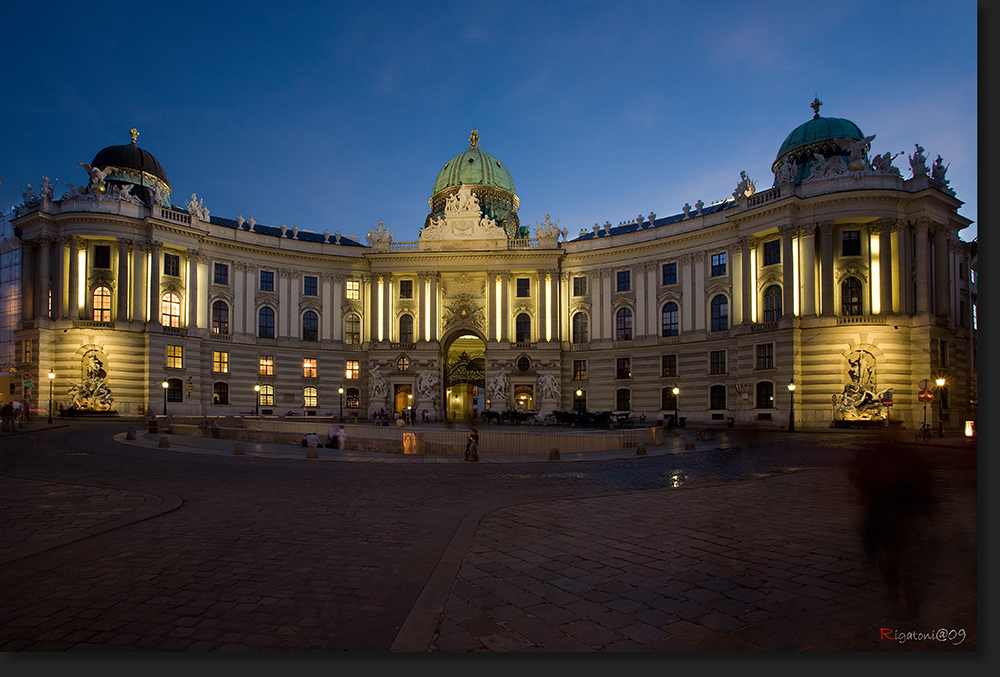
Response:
[1, 0, 979, 243]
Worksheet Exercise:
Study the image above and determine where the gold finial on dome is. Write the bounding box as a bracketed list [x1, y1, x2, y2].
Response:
[468, 129, 480, 150]
[810, 97, 823, 119]
[130, 127, 139, 145]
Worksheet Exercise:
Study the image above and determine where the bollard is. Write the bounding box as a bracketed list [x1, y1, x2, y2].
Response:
[234, 442, 245, 455]
[636, 443, 646, 456]
[125, 426, 136, 440]
[158, 436, 170, 448]
[306, 447, 319, 459]
[549, 447, 560, 460]
[685, 438, 695, 450]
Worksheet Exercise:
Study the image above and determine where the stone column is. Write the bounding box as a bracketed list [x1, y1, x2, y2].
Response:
[382, 273, 393, 342]
[149, 242, 162, 324]
[485, 270, 497, 342]
[601, 267, 613, 338]
[132, 244, 147, 323]
[893, 222, 910, 315]
[35, 237, 51, 320]
[500, 272, 510, 341]
[429, 273, 439, 342]
[800, 225, 817, 317]
[21, 241, 35, 322]
[739, 237, 753, 324]
[590, 270, 602, 340]
[53, 237, 67, 320]
[934, 225, 951, 320]
[645, 262, 657, 336]
[417, 272, 427, 341]
[235, 262, 249, 334]
[560, 272, 571, 343]
[187, 250, 199, 329]
[818, 222, 835, 315]
[693, 256, 705, 331]
[914, 220, 931, 314]
[634, 264, 646, 338]
[780, 226, 795, 318]
[117, 239, 130, 321]
[679, 254, 694, 333]
[877, 220, 893, 314]
[324, 273, 338, 341]
[550, 270, 561, 342]
[67, 237, 80, 321]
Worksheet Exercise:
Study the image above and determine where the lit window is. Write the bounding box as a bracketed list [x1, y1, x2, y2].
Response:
[711, 295, 728, 332]
[92, 286, 112, 322]
[213, 351, 229, 374]
[303, 386, 318, 408]
[617, 270, 631, 292]
[260, 270, 274, 292]
[259, 384, 274, 406]
[213, 382, 229, 405]
[710, 350, 726, 375]
[259, 355, 274, 376]
[346, 388, 360, 408]
[302, 311, 319, 342]
[763, 240, 780, 266]
[346, 280, 360, 300]
[573, 360, 587, 380]
[212, 300, 229, 334]
[572, 312, 588, 344]
[711, 252, 727, 277]
[396, 356, 410, 372]
[303, 358, 318, 378]
[661, 302, 678, 337]
[616, 308, 632, 341]
[303, 276, 318, 297]
[161, 292, 181, 327]
[166, 345, 183, 369]
[345, 313, 360, 344]
[662, 263, 677, 286]
[516, 278, 530, 297]
[164, 253, 180, 277]
[763, 285, 782, 322]
[258, 307, 275, 338]
[662, 354, 677, 377]
[346, 360, 360, 380]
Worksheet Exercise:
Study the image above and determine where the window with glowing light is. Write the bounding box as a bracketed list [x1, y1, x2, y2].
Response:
[212, 300, 229, 334]
[345, 360, 360, 380]
[303, 358, 318, 378]
[259, 355, 274, 376]
[161, 293, 181, 327]
[213, 351, 229, 374]
[346, 279, 360, 300]
[92, 286, 112, 322]
[303, 387, 318, 408]
[166, 345, 183, 369]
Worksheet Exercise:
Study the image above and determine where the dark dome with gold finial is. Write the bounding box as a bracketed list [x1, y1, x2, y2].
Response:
[91, 128, 172, 206]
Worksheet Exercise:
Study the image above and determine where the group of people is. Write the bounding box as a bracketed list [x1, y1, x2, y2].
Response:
[300, 425, 349, 450]
[1, 401, 25, 432]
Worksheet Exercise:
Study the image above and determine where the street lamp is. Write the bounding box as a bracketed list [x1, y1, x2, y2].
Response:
[575, 388, 583, 414]
[672, 386, 680, 427]
[254, 384, 261, 417]
[47, 371, 55, 424]
[935, 377, 946, 437]
[338, 387, 344, 421]
[161, 380, 169, 416]
[787, 381, 796, 431]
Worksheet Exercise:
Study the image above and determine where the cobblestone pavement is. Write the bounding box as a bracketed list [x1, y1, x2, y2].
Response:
[0, 421, 978, 652]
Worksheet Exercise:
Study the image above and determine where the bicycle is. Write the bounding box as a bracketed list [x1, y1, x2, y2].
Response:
[915, 422, 933, 442]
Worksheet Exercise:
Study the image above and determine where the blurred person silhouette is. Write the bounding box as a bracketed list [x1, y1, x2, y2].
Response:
[849, 442, 936, 616]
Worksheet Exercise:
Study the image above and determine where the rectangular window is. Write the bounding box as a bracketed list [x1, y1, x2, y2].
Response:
[303, 387, 318, 408]
[662, 262, 677, 286]
[345, 360, 360, 380]
[756, 343, 774, 370]
[939, 340, 948, 368]
[616, 388, 631, 412]
[260, 270, 274, 292]
[303, 358, 318, 378]
[94, 245, 111, 269]
[399, 280, 413, 299]
[711, 252, 727, 277]
[573, 360, 587, 381]
[516, 278, 530, 297]
[213, 351, 229, 374]
[710, 350, 726, 375]
[166, 379, 183, 403]
[573, 276, 587, 296]
[662, 388, 677, 411]
[617, 270, 631, 292]
[662, 354, 677, 378]
[23, 340, 31, 364]
[710, 384, 726, 410]
[213, 382, 229, 405]
[164, 253, 180, 277]
[259, 355, 274, 376]
[346, 279, 360, 300]
[214, 263, 229, 285]
[763, 240, 780, 266]
[616, 358, 631, 380]
[842, 230, 861, 256]
[756, 382, 774, 409]
[303, 276, 318, 297]
[166, 345, 183, 369]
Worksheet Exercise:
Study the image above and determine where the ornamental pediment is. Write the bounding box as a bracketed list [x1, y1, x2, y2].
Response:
[419, 186, 508, 252]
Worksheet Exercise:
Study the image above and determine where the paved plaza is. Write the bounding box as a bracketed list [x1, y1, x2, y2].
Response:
[0, 419, 979, 653]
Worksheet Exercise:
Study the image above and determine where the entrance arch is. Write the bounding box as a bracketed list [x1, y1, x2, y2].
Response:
[443, 331, 486, 422]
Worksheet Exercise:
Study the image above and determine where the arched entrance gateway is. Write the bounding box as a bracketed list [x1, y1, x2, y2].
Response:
[443, 332, 486, 422]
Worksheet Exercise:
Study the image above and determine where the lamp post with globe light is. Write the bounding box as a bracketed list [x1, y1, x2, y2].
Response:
[936, 377, 946, 437]
[47, 371, 55, 424]
[254, 384, 261, 417]
[575, 389, 583, 414]
[339, 387, 344, 421]
[787, 381, 796, 431]
[672, 387, 680, 428]
[161, 380, 169, 416]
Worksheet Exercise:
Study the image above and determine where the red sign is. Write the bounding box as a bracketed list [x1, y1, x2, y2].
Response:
[918, 390, 934, 402]
[882, 398, 893, 407]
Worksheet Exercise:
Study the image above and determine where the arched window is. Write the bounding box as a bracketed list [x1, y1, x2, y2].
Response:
[661, 302, 678, 337]
[842, 277, 862, 316]
[212, 300, 229, 334]
[166, 377, 183, 403]
[303, 386, 318, 408]
[161, 292, 181, 327]
[258, 306, 275, 339]
[399, 314, 413, 344]
[763, 285, 782, 323]
[258, 384, 274, 406]
[616, 388, 631, 411]
[213, 382, 229, 405]
[616, 308, 633, 341]
[711, 295, 728, 332]
[710, 385, 727, 410]
[92, 286, 112, 322]
[345, 313, 360, 344]
[346, 387, 360, 409]
[572, 312, 589, 344]
[302, 310, 319, 342]
[756, 381, 774, 409]
[516, 313, 531, 343]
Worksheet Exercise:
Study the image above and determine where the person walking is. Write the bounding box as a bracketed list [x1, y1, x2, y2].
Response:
[1, 402, 13, 432]
[337, 425, 348, 451]
[464, 427, 480, 462]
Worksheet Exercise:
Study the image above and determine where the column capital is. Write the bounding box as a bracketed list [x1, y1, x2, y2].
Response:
[817, 221, 836, 235]
[778, 224, 797, 238]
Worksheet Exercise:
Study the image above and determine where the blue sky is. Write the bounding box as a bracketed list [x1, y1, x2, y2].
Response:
[1, 0, 978, 242]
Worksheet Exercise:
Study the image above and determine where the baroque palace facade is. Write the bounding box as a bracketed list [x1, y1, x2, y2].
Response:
[3, 103, 977, 429]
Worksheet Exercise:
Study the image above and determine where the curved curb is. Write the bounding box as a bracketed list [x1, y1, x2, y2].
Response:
[0, 477, 183, 566]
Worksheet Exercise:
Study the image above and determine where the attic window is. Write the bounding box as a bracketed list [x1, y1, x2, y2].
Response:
[468, 157, 475, 163]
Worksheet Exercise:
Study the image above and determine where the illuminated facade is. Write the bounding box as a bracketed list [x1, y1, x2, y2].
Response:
[4, 104, 977, 429]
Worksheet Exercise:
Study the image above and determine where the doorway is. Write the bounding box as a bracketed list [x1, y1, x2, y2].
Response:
[444, 333, 485, 422]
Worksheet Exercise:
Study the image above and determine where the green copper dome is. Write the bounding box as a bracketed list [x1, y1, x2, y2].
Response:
[432, 134, 516, 195]
[775, 116, 864, 163]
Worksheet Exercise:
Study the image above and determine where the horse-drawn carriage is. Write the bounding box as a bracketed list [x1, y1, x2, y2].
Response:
[481, 409, 545, 425]
[551, 410, 616, 428]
